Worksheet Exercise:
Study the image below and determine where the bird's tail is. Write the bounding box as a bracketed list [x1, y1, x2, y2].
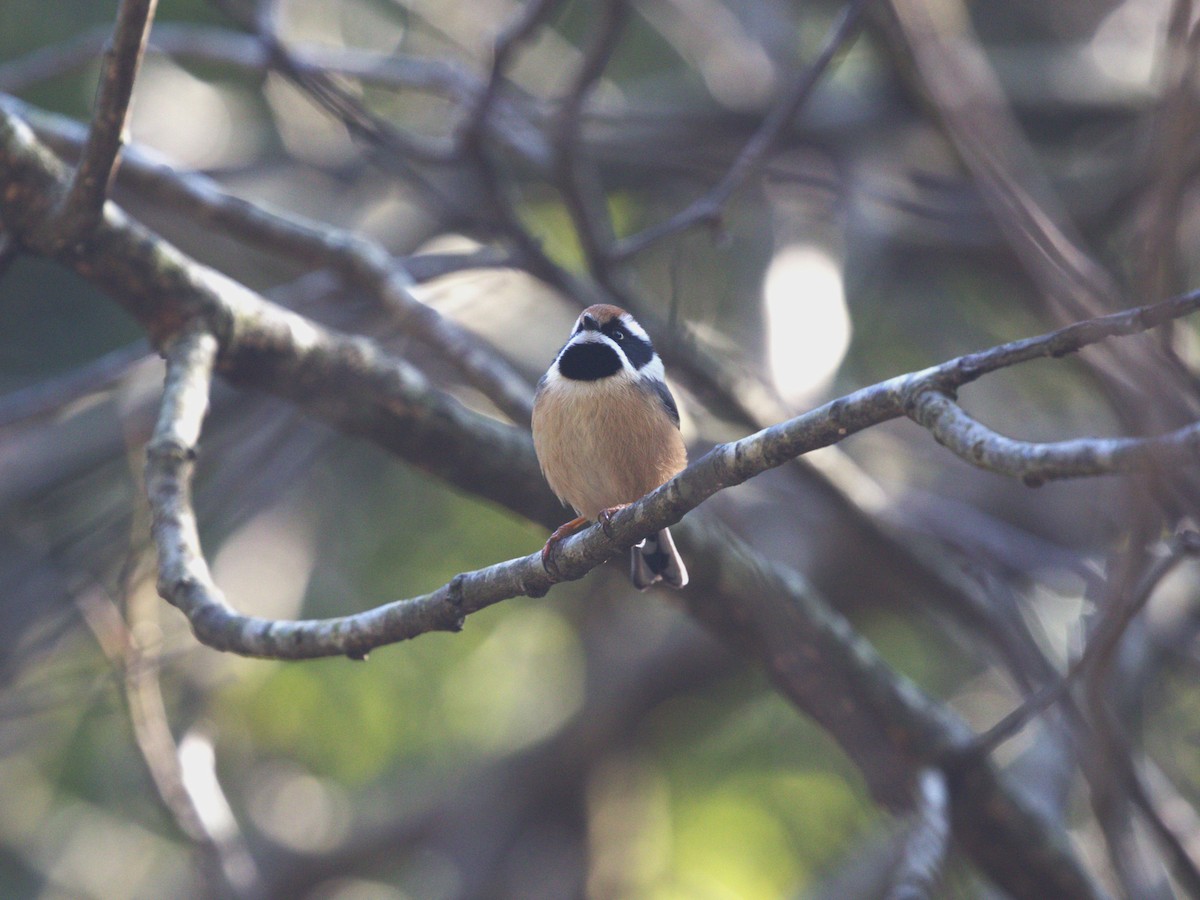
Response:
[630, 527, 688, 590]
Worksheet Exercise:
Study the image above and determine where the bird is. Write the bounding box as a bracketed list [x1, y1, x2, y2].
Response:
[531, 303, 689, 589]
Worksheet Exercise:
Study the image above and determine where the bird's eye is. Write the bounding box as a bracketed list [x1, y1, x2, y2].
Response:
[612, 330, 625, 341]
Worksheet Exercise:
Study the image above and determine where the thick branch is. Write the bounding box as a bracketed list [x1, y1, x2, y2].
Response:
[12, 97, 534, 423]
[0, 101, 550, 523]
[679, 519, 1100, 897]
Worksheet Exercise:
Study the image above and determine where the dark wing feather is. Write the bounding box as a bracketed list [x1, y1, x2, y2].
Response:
[647, 379, 681, 428]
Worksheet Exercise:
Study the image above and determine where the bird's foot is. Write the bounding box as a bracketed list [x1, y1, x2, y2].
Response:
[540, 516, 589, 579]
[597, 504, 629, 538]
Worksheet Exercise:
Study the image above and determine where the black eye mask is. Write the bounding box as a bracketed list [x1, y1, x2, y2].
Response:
[602, 322, 654, 370]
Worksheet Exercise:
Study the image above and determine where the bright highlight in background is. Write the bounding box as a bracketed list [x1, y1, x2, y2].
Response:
[762, 243, 852, 404]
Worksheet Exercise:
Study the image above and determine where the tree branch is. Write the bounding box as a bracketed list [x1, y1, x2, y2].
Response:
[966, 530, 1200, 753]
[1084, 533, 1200, 897]
[0, 101, 549, 517]
[4, 88, 1199, 665]
[885, 769, 950, 900]
[55, 0, 157, 244]
[457, 0, 558, 156]
[12, 97, 535, 423]
[4, 85, 1191, 900]
[909, 390, 1200, 486]
[136, 289, 1200, 663]
[549, 0, 628, 274]
[610, 0, 873, 261]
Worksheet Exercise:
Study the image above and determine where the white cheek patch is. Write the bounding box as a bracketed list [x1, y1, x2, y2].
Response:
[619, 314, 651, 344]
[541, 364, 565, 387]
[635, 354, 665, 384]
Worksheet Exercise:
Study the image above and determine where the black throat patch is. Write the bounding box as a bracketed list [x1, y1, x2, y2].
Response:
[558, 341, 623, 381]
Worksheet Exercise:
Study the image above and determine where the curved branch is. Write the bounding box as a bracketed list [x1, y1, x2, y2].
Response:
[137, 300, 1200, 662]
[5, 93, 1200, 658]
[0, 101, 550, 521]
[144, 330, 535, 659]
[909, 390, 1200, 486]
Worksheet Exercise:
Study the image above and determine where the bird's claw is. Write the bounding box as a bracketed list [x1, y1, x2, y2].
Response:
[597, 504, 628, 538]
[540, 540, 563, 580]
[540, 515, 588, 580]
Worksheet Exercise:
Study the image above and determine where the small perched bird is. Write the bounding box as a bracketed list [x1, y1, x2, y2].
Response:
[532, 304, 689, 589]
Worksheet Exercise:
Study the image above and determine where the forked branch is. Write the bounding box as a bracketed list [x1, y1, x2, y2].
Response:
[142, 289, 1200, 660]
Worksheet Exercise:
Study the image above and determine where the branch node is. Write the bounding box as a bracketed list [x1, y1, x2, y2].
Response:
[446, 574, 467, 630]
[523, 559, 555, 597]
[145, 437, 197, 464]
[162, 573, 195, 604]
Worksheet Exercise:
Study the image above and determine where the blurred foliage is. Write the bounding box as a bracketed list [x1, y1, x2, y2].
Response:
[0, 258, 141, 390]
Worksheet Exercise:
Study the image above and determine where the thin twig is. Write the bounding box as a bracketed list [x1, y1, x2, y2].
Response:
[550, 0, 629, 273]
[887, 0, 1200, 514]
[0, 23, 472, 99]
[75, 571, 262, 897]
[967, 531, 1200, 757]
[1131, 0, 1200, 307]
[610, 0, 874, 261]
[458, 0, 559, 153]
[236, 2, 453, 165]
[0, 22, 551, 166]
[445, 0, 607, 308]
[886, 0, 1122, 322]
[56, 0, 158, 244]
[1085, 531, 1200, 897]
[909, 390, 1200, 486]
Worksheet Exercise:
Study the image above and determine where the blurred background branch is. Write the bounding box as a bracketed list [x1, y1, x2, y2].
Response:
[2, 0, 1200, 897]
